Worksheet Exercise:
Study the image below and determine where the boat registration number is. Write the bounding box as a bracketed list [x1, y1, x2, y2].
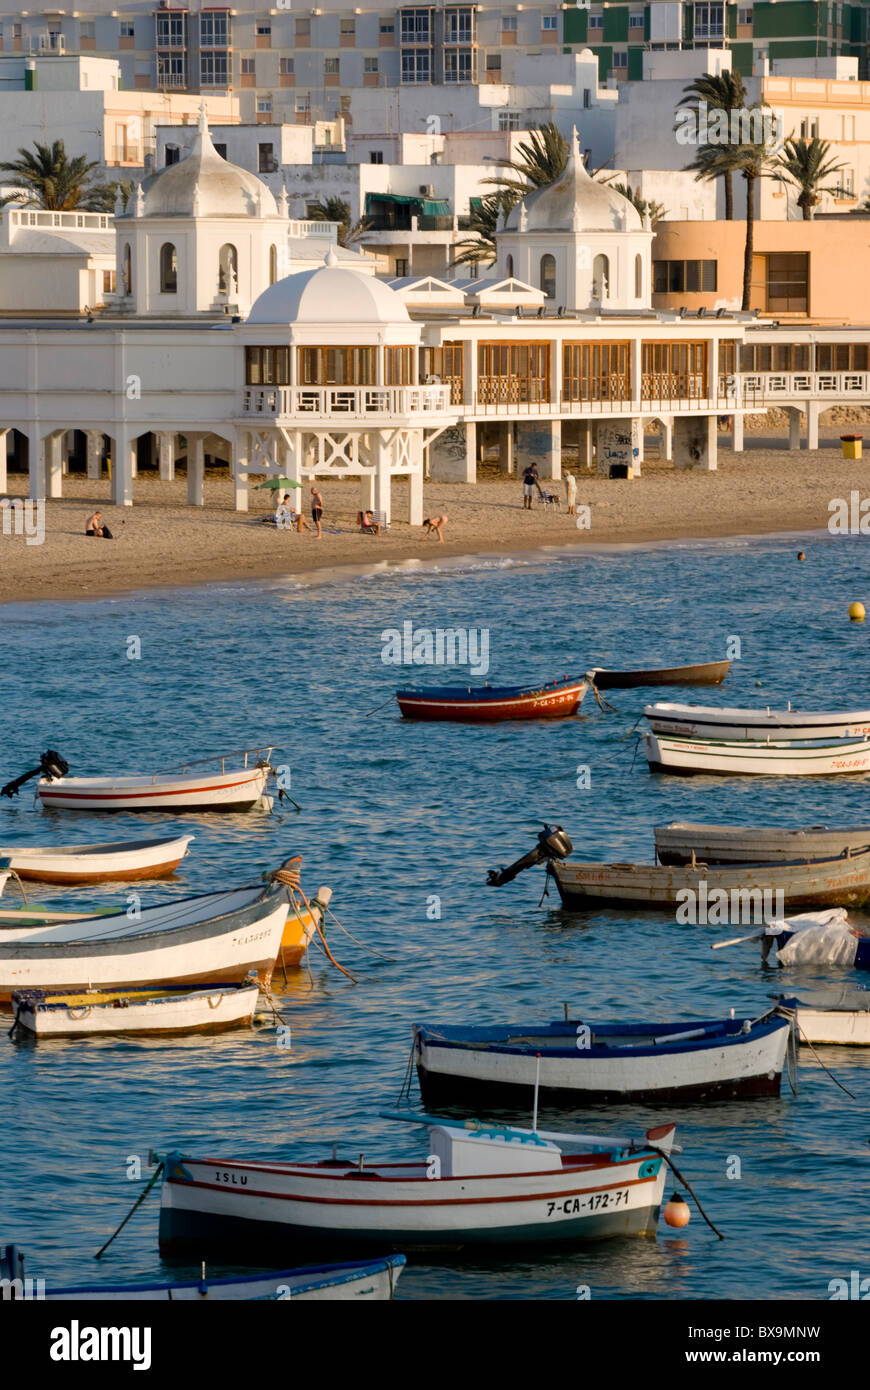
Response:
[546, 1187, 629, 1218]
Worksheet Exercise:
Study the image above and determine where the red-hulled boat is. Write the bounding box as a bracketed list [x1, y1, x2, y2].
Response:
[396, 677, 588, 722]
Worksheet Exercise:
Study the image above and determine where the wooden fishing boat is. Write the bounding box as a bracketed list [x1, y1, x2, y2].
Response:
[550, 851, 870, 911]
[645, 701, 870, 742]
[32, 750, 275, 813]
[0, 866, 10, 897]
[0, 834, 193, 884]
[414, 1010, 791, 1106]
[396, 677, 588, 722]
[0, 878, 294, 1003]
[10, 982, 260, 1038]
[644, 730, 870, 776]
[587, 659, 731, 689]
[775, 990, 870, 1046]
[655, 821, 870, 867]
[0, 1245, 405, 1301]
[157, 1117, 678, 1255]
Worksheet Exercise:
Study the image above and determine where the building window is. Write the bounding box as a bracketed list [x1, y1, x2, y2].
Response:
[280, 57, 294, 75]
[401, 48, 430, 82]
[165, 144, 181, 165]
[502, 14, 517, 29]
[295, 18, 311, 39]
[540, 253, 556, 299]
[395, 258, 409, 276]
[588, 14, 603, 30]
[257, 98, 272, 115]
[364, 57, 379, 73]
[269, 244, 278, 284]
[246, 346, 291, 385]
[800, 117, 820, 139]
[506, 254, 514, 277]
[102, 269, 116, 294]
[258, 142, 276, 172]
[80, 20, 95, 38]
[156, 13, 185, 46]
[380, 20, 395, 34]
[635, 254, 643, 298]
[477, 342, 551, 403]
[563, 342, 630, 401]
[445, 49, 472, 82]
[122, 243, 132, 295]
[340, 16, 355, 35]
[445, 7, 473, 43]
[385, 345, 415, 385]
[298, 346, 377, 384]
[159, 242, 177, 294]
[693, 2, 724, 40]
[201, 53, 228, 85]
[324, 57, 340, 75]
[256, 22, 271, 36]
[629, 11, 644, 27]
[120, 21, 135, 38]
[542, 14, 558, 29]
[401, 8, 431, 43]
[213, 143, 227, 159]
[200, 13, 228, 47]
[593, 253, 610, 299]
[498, 111, 520, 130]
[370, 149, 384, 163]
[583, 89, 591, 108]
[641, 341, 708, 397]
[653, 260, 718, 293]
[764, 253, 808, 313]
[613, 49, 628, 67]
[157, 54, 186, 87]
[737, 6, 752, 23]
[486, 54, 501, 72]
[841, 167, 855, 195]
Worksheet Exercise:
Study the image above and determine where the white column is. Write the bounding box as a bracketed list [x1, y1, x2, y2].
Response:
[61, 431, 70, 475]
[187, 434, 205, 506]
[112, 432, 135, 506]
[578, 419, 593, 469]
[232, 431, 249, 512]
[27, 428, 45, 501]
[130, 438, 138, 478]
[788, 408, 802, 452]
[502, 422, 515, 475]
[46, 433, 63, 499]
[408, 433, 424, 526]
[732, 413, 744, 453]
[359, 471, 375, 513]
[673, 415, 718, 472]
[375, 433, 391, 525]
[630, 337, 643, 409]
[807, 401, 820, 451]
[86, 431, 102, 479]
[0, 429, 7, 492]
[659, 416, 674, 461]
[158, 431, 175, 481]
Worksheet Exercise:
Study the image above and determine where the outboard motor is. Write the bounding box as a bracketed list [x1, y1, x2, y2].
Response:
[1, 750, 69, 799]
[487, 823, 573, 887]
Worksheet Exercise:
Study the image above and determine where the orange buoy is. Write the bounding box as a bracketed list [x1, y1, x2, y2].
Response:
[663, 1192, 691, 1228]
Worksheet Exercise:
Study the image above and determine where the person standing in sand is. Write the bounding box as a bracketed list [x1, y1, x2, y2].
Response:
[310, 486, 324, 540]
[522, 463, 539, 510]
[423, 515, 447, 542]
[564, 472, 577, 515]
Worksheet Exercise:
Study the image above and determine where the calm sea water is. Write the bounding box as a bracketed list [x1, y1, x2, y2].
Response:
[2, 532, 870, 1301]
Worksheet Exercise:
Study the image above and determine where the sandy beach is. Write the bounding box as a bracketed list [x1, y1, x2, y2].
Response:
[1, 431, 868, 605]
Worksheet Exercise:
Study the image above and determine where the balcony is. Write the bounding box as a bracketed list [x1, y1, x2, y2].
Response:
[241, 383, 454, 422]
[743, 371, 870, 400]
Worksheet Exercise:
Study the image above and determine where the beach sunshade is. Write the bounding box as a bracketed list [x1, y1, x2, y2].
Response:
[255, 476, 302, 490]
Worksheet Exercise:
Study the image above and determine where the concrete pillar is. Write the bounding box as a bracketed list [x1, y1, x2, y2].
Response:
[732, 413, 744, 453]
[374, 433, 391, 525]
[232, 433, 248, 513]
[27, 428, 45, 501]
[408, 434, 424, 526]
[429, 423, 476, 483]
[86, 431, 102, 479]
[158, 431, 175, 481]
[630, 338, 643, 409]
[112, 432, 135, 506]
[596, 420, 643, 478]
[578, 419, 594, 470]
[187, 434, 205, 506]
[0, 429, 7, 493]
[130, 440, 138, 478]
[658, 417, 673, 461]
[501, 422, 515, 475]
[807, 401, 820, 451]
[516, 421, 562, 481]
[61, 432, 70, 476]
[46, 433, 63, 499]
[787, 407, 802, 452]
[359, 471, 375, 513]
[673, 415, 718, 472]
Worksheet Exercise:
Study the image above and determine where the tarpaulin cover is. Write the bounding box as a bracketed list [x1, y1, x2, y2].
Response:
[766, 908, 863, 966]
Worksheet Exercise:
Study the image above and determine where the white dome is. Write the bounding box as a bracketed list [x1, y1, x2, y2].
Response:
[130, 111, 277, 219]
[248, 258, 411, 325]
[504, 131, 642, 234]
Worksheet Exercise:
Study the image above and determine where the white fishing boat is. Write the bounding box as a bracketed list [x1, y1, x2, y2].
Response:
[0, 866, 10, 897]
[0, 835, 193, 883]
[775, 989, 870, 1046]
[0, 1246, 405, 1301]
[654, 821, 870, 867]
[0, 876, 296, 1002]
[10, 981, 260, 1038]
[157, 1116, 678, 1254]
[645, 702, 870, 742]
[644, 731, 870, 777]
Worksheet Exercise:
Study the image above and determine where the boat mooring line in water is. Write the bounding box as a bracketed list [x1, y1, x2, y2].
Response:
[95, 1162, 164, 1260]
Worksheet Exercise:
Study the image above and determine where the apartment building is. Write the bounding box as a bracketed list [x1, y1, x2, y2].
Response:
[1, 3, 868, 132]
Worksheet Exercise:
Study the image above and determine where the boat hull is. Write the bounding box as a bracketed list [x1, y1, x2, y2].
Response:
[0, 835, 193, 883]
[11, 983, 260, 1037]
[415, 1020, 789, 1106]
[644, 731, 870, 777]
[655, 822, 870, 866]
[158, 1149, 668, 1255]
[591, 660, 730, 689]
[551, 853, 870, 910]
[396, 679, 587, 722]
[792, 1007, 870, 1046]
[646, 702, 870, 741]
[37, 768, 269, 812]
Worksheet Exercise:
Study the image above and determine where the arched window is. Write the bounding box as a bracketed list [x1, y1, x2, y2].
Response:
[218, 243, 238, 295]
[159, 242, 177, 294]
[122, 242, 132, 297]
[540, 253, 556, 299]
[506, 253, 514, 279]
[634, 253, 643, 299]
[593, 253, 610, 302]
[269, 243, 278, 285]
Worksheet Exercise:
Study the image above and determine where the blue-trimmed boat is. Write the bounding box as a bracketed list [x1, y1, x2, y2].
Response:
[414, 1010, 792, 1107]
[396, 676, 588, 722]
[0, 1244, 404, 1301]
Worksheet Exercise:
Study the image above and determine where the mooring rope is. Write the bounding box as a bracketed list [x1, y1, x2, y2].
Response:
[324, 904, 396, 962]
[647, 1146, 725, 1241]
[775, 1003, 856, 1100]
[95, 1162, 164, 1259]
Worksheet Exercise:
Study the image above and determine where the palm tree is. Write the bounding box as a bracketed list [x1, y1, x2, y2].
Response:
[702, 134, 778, 309]
[451, 191, 513, 269]
[483, 121, 568, 202]
[305, 195, 371, 247]
[678, 71, 749, 220]
[0, 140, 111, 210]
[774, 136, 847, 218]
[606, 181, 668, 226]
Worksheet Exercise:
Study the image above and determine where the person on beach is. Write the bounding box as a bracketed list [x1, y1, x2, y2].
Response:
[274, 494, 295, 529]
[522, 463, 539, 510]
[360, 510, 382, 535]
[564, 472, 577, 515]
[311, 486, 323, 540]
[423, 515, 447, 542]
[85, 510, 112, 539]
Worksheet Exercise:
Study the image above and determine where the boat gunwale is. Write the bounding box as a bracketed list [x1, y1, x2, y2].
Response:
[414, 1015, 789, 1059]
[38, 1253, 405, 1299]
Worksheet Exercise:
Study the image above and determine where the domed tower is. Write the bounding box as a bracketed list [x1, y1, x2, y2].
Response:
[114, 105, 289, 317]
[497, 128, 654, 313]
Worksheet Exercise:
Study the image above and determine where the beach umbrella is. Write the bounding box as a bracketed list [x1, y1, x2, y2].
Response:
[255, 476, 302, 490]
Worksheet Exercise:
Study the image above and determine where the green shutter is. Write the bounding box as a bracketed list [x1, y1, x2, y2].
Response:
[590, 44, 613, 77]
[726, 2, 738, 38]
[729, 41, 754, 76]
[769, 37, 826, 58]
[603, 4, 629, 42]
[643, 4, 650, 41]
[683, 5, 694, 40]
[751, 2, 824, 39]
[628, 46, 643, 80]
[563, 7, 588, 43]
